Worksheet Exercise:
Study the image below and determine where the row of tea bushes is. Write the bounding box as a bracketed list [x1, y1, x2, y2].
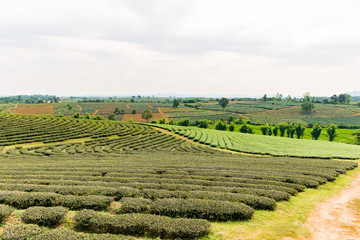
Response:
[1, 225, 135, 240]
[74, 209, 211, 239]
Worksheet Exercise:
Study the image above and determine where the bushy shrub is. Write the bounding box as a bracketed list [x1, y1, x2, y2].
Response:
[75, 210, 211, 238]
[1, 225, 135, 240]
[21, 206, 68, 227]
[0, 204, 14, 222]
[0, 191, 113, 210]
[150, 198, 254, 221]
[57, 195, 113, 211]
[119, 198, 151, 213]
[1, 224, 44, 240]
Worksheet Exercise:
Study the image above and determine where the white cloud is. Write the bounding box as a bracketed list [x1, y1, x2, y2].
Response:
[0, 0, 360, 96]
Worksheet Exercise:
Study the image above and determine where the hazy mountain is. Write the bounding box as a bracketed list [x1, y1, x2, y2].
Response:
[347, 91, 360, 96]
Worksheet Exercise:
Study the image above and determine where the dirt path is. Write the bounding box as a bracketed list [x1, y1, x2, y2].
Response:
[146, 103, 153, 108]
[126, 103, 130, 109]
[304, 170, 360, 240]
[157, 107, 169, 122]
[92, 109, 99, 116]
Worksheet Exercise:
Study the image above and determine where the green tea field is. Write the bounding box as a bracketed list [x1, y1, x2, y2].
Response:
[0, 113, 358, 239]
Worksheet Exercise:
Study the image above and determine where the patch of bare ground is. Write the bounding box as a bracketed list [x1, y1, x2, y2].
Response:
[146, 103, 153, 108]
[304, 170, 360, 240]
[158, 107, 169, 121]
[92, 109, 99, 116]
[126, 103, 130, 109]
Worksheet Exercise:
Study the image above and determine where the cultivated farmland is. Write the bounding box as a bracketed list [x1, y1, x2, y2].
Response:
[0, 113, 358, 239]
[152, 124, 360, 159]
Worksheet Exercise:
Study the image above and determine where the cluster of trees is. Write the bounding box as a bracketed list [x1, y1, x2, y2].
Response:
[258, 122, 338, 141]
[113, 108, 136, 114]
[72, 112, 104, 120]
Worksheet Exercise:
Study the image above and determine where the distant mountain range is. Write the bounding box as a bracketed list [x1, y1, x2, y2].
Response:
[347, 91, 360, 96]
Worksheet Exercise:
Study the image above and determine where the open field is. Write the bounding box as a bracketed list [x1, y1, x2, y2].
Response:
[152, 124, 360, 159]
[13, 104, 54, 115]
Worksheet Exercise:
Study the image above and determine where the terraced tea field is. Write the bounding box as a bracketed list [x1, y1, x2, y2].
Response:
[0, 113, 358, 239]
[152, 124, 360, 159]
[0, 114, 216, 155]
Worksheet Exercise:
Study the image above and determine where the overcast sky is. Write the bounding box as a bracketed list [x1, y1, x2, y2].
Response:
[1, 0, 360, 97]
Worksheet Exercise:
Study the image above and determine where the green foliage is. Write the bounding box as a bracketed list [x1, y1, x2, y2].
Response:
[326, 124, 339, 141]
[215, 121, 227, 131]
[72, 112, 81, 119]
[119, 198, 151, 213]
[173, 99, 180, 108]
[311, 123, 322, 140]
[141, 109, 153, 122]
[74, 209, 211, 238]
[132, 109, 136, 114]
[114, 108, 121, 114]
[273, 125, 279, 136]
[301, 102, 314, 112]
[353, 130, 360, 145]
[159, 117, 166, 124]
[177, 118, 190, 126]
[278, 123, 287, 137]
[295, 123, 305, 139]
[1, 225, 134, 240]
[150, 198, 254, 221]
[260, 124, 272, 135]
[0, 191, 113, 210]
[286, 124, 295, 138]
[108, 113, 116, 121]
[229, 123, 235, 132]
[199, 120, 209, 128]
[239, 124, 253, 134]
[85, 112, 91, 119]
[219, 97, 229, 110]
[0, 204, 13, 222]
[21, 206, 68, 227]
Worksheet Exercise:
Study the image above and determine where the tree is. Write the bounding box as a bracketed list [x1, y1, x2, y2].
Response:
[303, 92, 311, 102]
[114, 108, 121, 114]
[219, 98, 229, 110]
[330, 94, 338, 104]
[301, 102, 314, 112]
[273, 125, 279, 136]
[345, 94, 352, 104]
[159, 118, 166, 124]
[239, 124, 253, 134]
[338, 94, 346, 104]
[132, 109, 136, 114]
[286, 124, 295, 138]
[108, 113, 116, 121]
[85, 112, 91, 119]
[261, 94, 268, 102]
[229, 123, 235, 132]
[173, 99, 180, 108]
[199, 120, 209, 129]
[72, 112, 81, 119]
[311, 123, 322, 140]
[278, 123, 287, 137]
[215, 121, 227, 130]
[352, 130, 360, 145]
[178, 118, 190, 126]
[295, 122, 305, 139]
[141, 109, 153, 122]
[260, 124, 271, 135]
[326, 124, 338, 141]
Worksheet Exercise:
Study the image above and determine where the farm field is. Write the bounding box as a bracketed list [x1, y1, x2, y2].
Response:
[161, 106, 239, 121]
[0, 153, 357, 239]
[152, 124, 360, 159]
[0, 113, 359, 239]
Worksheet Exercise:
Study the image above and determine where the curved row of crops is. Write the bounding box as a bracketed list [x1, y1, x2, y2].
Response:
[0, 153, 357, 238]
[0, 114, 219, 155]
[151, 124, 360, 159]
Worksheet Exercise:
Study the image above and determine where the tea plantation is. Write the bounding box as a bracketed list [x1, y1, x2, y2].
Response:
[0, 113, 358, 239]
[152, 124, 360, 159]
